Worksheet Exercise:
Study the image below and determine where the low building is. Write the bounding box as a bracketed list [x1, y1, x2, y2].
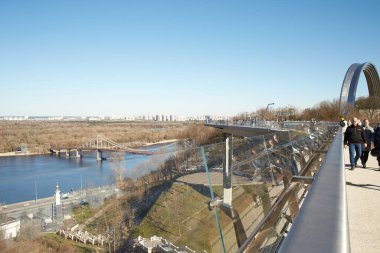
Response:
[0, 218, 20, 239]
[134, 235, 204, 253]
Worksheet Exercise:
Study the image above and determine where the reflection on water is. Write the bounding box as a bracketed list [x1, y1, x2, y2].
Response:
[0, 143, 174, 204]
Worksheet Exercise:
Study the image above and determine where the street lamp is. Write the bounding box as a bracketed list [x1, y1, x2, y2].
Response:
[265, 103, 275, 121]
[266, 103, 275, 111]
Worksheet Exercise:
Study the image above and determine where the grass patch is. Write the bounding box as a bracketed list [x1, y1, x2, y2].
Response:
[71, 205, 97, 224]
[134, 183, 277, 252]
[134, 184, 229, 253]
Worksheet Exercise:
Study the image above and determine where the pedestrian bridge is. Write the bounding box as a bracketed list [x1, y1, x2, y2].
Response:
[197, 62, 380, 253]
[116, 62, 380, 253]
[50, 134, 176, 161]
[198, 120, 379, 253]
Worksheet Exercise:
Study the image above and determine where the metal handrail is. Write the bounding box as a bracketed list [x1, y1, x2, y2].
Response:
[277, 128, 350, 253]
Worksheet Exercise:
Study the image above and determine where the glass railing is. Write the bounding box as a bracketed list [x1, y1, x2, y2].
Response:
[207, 129, 333, 252]
[276, 128, 349, 253]
[127, 124, 335, 253]
[205, 119, 332, 133]
[38, 124, 335, 251]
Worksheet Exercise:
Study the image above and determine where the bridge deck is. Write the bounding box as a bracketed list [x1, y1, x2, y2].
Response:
[344, 148, 380, 253]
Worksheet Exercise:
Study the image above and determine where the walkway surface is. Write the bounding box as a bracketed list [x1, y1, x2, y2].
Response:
[344, 149, 380, 253]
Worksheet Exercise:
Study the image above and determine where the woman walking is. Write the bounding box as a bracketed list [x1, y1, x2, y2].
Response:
[361, 119, 374, 168]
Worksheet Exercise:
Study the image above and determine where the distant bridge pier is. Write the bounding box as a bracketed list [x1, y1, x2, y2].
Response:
[75, 149, 81, 158]
[69, 149, 81, 158]
[50, 149, 60, 156]
[96, 150, 106, 161]
[51, 148, 82, 158]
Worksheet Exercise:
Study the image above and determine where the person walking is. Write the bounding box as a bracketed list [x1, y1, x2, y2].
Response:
[360, 119, 374, 168]
[340, 116, 348, 133]
[344, 117, 367, 170]
[371, 123, 380, 171]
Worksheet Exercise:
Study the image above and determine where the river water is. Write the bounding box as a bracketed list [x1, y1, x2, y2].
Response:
[0, 144, 174, 204]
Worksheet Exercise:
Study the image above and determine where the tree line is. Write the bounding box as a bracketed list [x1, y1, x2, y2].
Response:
[234, 96, 380, 123]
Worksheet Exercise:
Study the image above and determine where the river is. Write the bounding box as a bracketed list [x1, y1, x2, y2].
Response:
[0, 143, 175, 204]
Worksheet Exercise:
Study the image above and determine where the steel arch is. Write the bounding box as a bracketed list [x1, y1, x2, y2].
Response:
[339, 62, 380, 116]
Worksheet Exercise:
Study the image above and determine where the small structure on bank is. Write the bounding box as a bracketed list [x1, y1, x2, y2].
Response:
[0, 218, 20, 239]
[133, 235, 204, 253]
[56, 229, 108, 246]
[52, 182, 64, 223]
[55, 182, 61, 206]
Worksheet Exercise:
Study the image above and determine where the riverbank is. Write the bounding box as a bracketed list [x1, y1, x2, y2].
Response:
[143, 139, 178, 146]
[1, 185, 116, 213]
[0, 139, 179, 158]
[0, 121, 192, 153]
[0, 151, 49, 157]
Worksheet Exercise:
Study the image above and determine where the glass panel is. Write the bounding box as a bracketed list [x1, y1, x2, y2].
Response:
[127, 144, 222, 253]
[232, 135, 272, 235]
[199, 121, 338, 252]
[201, 142, 232, 253]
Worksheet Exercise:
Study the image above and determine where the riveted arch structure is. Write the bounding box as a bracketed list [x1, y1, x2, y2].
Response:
[339, 62, 380, 116]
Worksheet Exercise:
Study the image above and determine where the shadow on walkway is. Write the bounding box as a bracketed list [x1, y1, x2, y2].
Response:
[346, 181, 380, 192]
[344, 163, 380, 171]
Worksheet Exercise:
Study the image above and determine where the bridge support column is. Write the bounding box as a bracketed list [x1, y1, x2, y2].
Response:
[96, 150, 104, 161]
[66, 150, 70, 158]
[224, 133, 233, 206]
[221, 133, 250, 248]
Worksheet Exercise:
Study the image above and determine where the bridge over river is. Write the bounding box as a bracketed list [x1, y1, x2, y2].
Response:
[50, 134, 175, 161]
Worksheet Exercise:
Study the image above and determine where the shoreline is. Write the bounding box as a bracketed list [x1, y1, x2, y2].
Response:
[0, 151, 49, 157]
[143, 139, 179, 147]
[0, 139, 179, 158]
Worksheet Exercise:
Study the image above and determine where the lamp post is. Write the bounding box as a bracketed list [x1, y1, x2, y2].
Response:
[266, 103, 275, 120]
[266, 103, 275, 111]
[34, 180, 37, 202]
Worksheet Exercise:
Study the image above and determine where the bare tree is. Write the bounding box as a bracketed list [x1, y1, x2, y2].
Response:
[355, 96, 380, 121]
[16, 221, 41, 241]
[300, 99, 339, 121]
[110, 152, 127, 191]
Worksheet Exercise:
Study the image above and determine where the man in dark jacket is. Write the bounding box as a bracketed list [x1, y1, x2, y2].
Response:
[372, 123, 380, 171]
[344, 117, 367, 170]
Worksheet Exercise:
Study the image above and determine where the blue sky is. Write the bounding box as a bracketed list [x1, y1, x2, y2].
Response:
[0, 0, 379, 116]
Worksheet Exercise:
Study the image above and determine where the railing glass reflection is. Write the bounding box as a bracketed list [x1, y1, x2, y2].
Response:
[128, 124, 334, 252]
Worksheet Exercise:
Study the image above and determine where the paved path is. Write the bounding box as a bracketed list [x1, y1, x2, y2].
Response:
[78, 206, 106, 231]
[0, 185, 115, 217]
[344, 149, 380, 253]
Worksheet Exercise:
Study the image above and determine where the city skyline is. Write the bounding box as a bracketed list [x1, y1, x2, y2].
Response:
[1, 1, 379, 116]
[0, 114, 230, 121]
